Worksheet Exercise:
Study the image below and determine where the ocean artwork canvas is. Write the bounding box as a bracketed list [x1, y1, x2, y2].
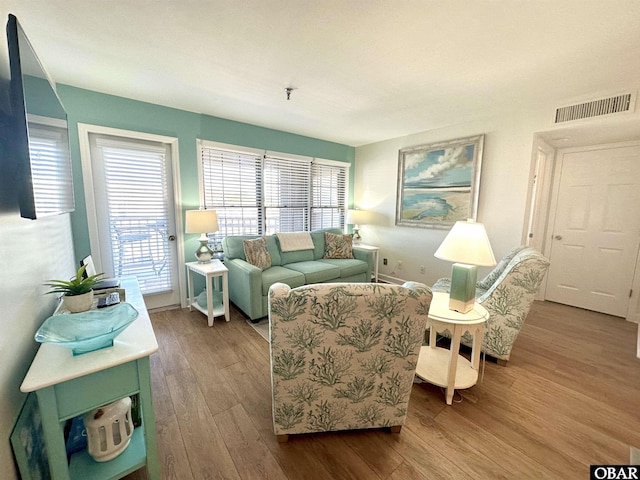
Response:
[396, 135, 484, 228]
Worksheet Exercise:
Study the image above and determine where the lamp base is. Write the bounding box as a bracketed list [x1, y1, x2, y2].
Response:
[195, 238, 213, 263]
[352, 228, 361, 245]
[448, 263, 477, 313]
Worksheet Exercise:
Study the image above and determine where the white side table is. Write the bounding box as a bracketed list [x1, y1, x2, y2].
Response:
[355, 244, 379, 282]
[186, 260, 230, 326]
[415, 291, 488, 405]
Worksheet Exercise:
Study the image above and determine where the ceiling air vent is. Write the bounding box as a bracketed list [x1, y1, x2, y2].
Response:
[554, 92, 635, 124]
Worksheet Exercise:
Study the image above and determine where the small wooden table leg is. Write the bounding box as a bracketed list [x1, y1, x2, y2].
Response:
[445, 325, 462, 405]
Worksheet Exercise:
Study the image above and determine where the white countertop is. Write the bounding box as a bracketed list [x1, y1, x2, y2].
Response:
[21, 276, 158, 392]
[185, 259, 228, 275]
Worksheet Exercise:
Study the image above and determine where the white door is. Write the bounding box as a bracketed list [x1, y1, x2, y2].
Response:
[524, 138, 555, 248]
[81, 127, 182, 310]
[545, 144, 640, 317]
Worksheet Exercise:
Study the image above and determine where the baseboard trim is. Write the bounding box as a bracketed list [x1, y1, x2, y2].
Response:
[378, 274, 408, 285]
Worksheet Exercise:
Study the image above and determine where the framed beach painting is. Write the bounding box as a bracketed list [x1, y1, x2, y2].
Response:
[395, 134, 484, 229]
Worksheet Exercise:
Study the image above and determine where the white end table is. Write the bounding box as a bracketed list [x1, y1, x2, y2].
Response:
[186, 260, 230, 326]
[354, 244, 379, 282]
[415, 291, 488, 405]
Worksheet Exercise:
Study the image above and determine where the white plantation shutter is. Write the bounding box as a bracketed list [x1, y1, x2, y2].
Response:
[201, 146, 262, 247]
[95, 137, 173, 294]
[199, 141, 349, 239]
[263, 154, 311, 234]
[310, 161, 348, 230]
[27, 123, 74, 216]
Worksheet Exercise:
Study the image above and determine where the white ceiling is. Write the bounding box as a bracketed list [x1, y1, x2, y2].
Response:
[2, 1, 640, 147]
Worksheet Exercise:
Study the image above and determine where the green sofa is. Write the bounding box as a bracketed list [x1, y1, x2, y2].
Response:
[222, 228, 374, 321]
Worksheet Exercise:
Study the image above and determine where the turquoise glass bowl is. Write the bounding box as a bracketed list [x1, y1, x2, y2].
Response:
[35, 303, 138, 355]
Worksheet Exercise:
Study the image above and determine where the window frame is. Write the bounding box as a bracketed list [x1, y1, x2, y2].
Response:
[78, 122, 185, 310]
[197, 139, 350, 244]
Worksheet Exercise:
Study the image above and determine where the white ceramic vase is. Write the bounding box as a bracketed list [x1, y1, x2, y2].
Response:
[63, 290, 94, 313]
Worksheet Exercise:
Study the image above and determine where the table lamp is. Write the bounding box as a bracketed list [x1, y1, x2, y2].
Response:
[185, 209, 219, 263]
[346, 208, 369, 244]
[434, 219, 496, 313]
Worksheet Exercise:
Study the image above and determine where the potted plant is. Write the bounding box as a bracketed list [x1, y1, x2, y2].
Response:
[45, 265, 105, 313]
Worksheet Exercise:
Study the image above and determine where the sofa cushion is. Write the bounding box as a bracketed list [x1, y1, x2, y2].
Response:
[285, 261, 341, 284]
[261, 266, 306, 295]
[264, 235, 282, 266]
[323, 232, 354, 259]
[280, 248, 315, 266]
[317, 258, 368, 278]
[243, 237, 272, 270]
[224, 235, 253, 260]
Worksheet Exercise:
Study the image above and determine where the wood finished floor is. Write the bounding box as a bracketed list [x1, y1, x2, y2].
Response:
[125, 300, 640, 480]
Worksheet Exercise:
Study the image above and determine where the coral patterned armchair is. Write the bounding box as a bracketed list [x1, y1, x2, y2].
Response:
[432, 247, 550, 364]
[268, 281, 432, 441]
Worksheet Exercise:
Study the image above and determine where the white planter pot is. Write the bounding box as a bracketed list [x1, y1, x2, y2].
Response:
[63, 290, 94, 313]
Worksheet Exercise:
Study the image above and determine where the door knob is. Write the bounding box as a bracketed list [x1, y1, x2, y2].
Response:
[168, 235, 176, 241]
[554, 235, 563, 240]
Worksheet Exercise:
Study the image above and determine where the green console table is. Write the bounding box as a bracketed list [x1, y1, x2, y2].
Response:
[20, 277, 160, 480]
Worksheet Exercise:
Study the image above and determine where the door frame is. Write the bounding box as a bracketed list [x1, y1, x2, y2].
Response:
[78, 123, 186, 308]
[522, 136, 555, 301]
[525, 136, 640, 323]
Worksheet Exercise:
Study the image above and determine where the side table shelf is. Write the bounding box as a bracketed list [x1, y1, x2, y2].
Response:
[189, 296, 226, 321]
[415, 292, 489, 405]
[69, 427, 146, 479]
[416, 347, 479, 391]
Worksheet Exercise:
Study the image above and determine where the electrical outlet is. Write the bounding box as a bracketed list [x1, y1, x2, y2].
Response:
[383, 258, 388, 265]
[420, 265, 425, 274]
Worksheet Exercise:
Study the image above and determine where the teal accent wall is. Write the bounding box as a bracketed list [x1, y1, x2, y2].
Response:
[24, 75, 66, 119]
[56, 85, 355, 261]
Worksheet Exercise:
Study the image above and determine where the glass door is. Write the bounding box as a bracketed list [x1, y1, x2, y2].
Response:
[86, 132, 181, 309]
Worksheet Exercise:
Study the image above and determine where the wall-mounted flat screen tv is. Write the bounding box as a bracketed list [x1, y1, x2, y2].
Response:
[6, 13, 74, 219]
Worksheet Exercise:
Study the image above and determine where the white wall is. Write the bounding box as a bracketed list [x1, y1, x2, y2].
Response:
[353, 104, 571, 286]
[0, 212, 75, 479]
[0, 9, 81, 476]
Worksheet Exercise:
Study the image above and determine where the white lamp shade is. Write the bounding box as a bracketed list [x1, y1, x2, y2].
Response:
[346, 209, 369, 225]
[434, 219, 496, 266]
[185, 209, 219, 234]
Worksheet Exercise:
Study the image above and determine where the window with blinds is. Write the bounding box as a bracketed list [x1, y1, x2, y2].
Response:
[310, 161, 347, 230]
[263, 154, 311, 234]
[95, 137, 173, 295]
[201, 146, 263, 248]
[199, 141, 349, 241]
[27, 122, 74, 217]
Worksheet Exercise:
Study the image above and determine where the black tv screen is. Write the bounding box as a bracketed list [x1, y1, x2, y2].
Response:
[6, 13, 74, 219]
